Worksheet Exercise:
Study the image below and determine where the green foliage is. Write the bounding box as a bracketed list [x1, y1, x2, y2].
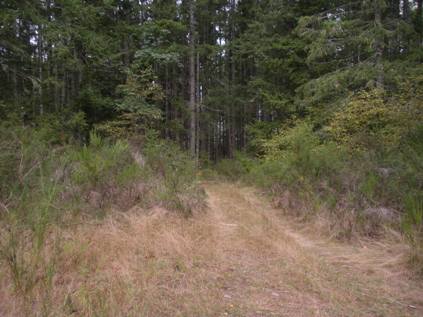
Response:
[245, 121, 280, 155]
[116, 65, 163, 118]
[0, 123, 51, 201]
[35, 111, 88, 144]
[0, 124, 62, 299]
[327, 90, 408, 150]
[295, 1, 422, 125]
[0, 122, 205, 309]
[143, 136, 203, 215]
[244, 116, 422, 241]
[69, 132, 138, 195]
[95, 63, 163, 139]
[214, 152, 256, 181]
[402, 194, 423, 274]
[403, 194, 423, 233]
[359, 173, 380, 202]
[244, 122, 338, 189]
[264, 122, 346, 182]
[145, 137, 194, 187]
[247, 160, 288, 189]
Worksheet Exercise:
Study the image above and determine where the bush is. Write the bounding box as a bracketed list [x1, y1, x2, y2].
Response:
[402, 193, 423, 274]
[263, 122, 347, 186]
[247, 159, 289, 188]
[214, 152, 257, 181]
[243, 99, 422, 246]
[67, 131, 142, 208]
[0, 123, 205, 308]
[0, 124, 49, 201]
[0, 123, 63, 302]
[244, 118, 422, 239]
[143, 136, 204, 215]
[327, 89, 416, 151]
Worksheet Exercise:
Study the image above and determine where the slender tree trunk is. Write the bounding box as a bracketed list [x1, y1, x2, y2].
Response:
[188, 0, 197, 162]
[195, 51, 200, 165]
[165, 65, 170, 138]
[226, 0, 236, 158]
[390, 0, 400, 17]
[417, 0, 423, 45]
[54, 62, 59, 111]
[123, 36, 130, 67]
[62, 69, 66, 106]
[38, 25, 44, 115]
[375, 0, 384, 89]
[403, 0, 410, 21]
[12, 65, 18, 107]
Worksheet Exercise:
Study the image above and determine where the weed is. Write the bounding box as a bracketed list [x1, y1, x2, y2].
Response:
[402, 194, 423, 274]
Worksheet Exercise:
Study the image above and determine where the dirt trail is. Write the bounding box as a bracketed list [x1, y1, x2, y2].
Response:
[203, 182, 423, 316]
[2, 182, 422, 316]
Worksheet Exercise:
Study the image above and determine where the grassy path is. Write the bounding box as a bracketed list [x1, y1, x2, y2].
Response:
[1, 182, 422, 316]
[202, 182, 422, 317]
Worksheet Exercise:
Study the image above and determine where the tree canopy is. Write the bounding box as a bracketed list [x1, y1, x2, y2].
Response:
[0, 0, 422, 160]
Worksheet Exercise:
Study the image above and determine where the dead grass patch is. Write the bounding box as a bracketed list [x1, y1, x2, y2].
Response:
[1, 182, 422, 316]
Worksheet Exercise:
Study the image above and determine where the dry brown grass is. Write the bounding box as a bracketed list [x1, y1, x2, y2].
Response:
[1, 182, 422, 316]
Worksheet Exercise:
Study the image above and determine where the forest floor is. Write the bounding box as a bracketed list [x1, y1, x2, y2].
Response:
[197, 182, 423, 317]
[2, 182, 423, 316]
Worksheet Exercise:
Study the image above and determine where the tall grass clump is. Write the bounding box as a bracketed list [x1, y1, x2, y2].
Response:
[0, 118, 205, 313]
[143, 135, 205, 216]
[0, 121, 64, 311]
[65, 131, 144, 212]
[213, 152, 257, 181]
[402, 194, 423, 274]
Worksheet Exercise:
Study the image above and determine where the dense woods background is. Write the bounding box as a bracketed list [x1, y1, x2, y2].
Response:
[1, 0, 421, 160]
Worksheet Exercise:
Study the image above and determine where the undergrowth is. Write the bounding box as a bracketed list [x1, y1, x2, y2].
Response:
[0, 121, 204, 313]
[212, 89, 423, 273]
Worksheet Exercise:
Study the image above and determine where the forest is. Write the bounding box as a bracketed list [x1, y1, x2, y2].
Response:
[0, 0, 423, 316]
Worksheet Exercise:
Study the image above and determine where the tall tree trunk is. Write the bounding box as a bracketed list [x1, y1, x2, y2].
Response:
[390, 0, 400, 17]
[54, 62, 59, 111]
[375, 0, 384, 89]
[12, 65, 18, 107]
[403, 0, 410, 21]
[227, 0, 236, 158]
[188, 0, 197, 162]
[165, 65, 170, 139]
[38, 25, 44, 115]
[62, 69, 66, 106]
[195, 51, 200, 165]
[123, 36, 130, 67]
[417, 0, 423, 45]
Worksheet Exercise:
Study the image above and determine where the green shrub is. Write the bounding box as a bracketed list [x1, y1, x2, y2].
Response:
[246, 119, 418, 238]
[214, 152, 256, 181]
[70, 132, 136, 190]
[245, 112, 423, 246]
[214, 159, 245, 180]
[402, 194, 423, 274]
[327, 90, 409, 151]
[0, 121, 205, 313]
[0, 179, 59, 298]
[0, 124, 62, 302]
[247, 159, 289, 188]
[0, 124, 50, 201]
[35, 111, 88, 145]
[143, 136, 203, 215]
[359, 172, 380, 202]
[262, 122, 347, 186]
